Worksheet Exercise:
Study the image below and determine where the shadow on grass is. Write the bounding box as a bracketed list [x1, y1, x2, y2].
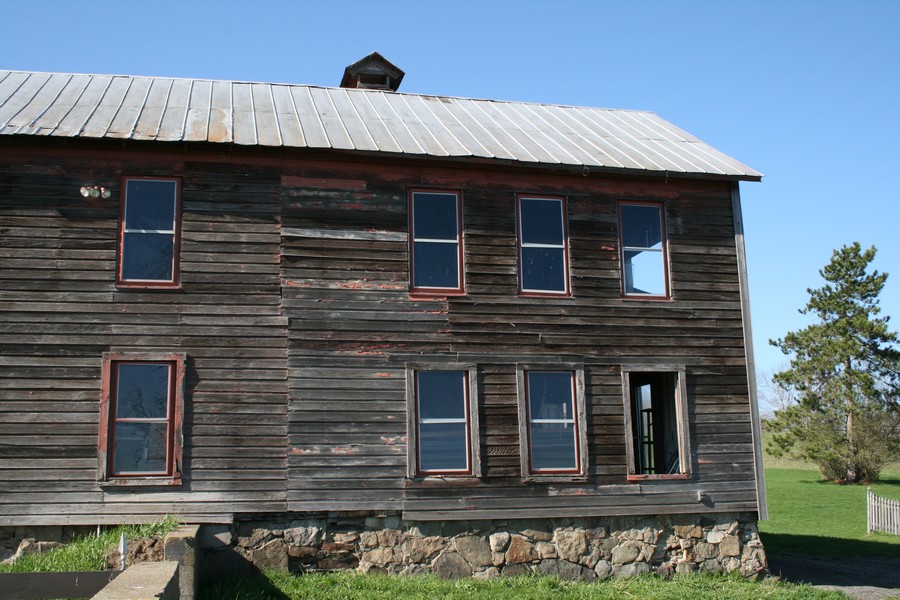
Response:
[199, 572, 292, 600]
[795, 474, 900, 489]
[761, 532, 900, 558]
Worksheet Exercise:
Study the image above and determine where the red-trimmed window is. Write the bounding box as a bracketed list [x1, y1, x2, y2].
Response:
[409, 190, 464, 294]
[99, 353, 185, 485]
[517, 195, 569, 295]
[518, 369, 587, 476]
[117, 178, 181, 287]
[618, 201, 669, 298]
[415, 370, 471, 474]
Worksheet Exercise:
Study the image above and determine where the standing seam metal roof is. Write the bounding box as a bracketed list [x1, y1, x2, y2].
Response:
[0, 70, 761, 180]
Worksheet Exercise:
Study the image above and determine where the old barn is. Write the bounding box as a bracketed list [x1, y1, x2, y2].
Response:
[0, 54, 767, 578]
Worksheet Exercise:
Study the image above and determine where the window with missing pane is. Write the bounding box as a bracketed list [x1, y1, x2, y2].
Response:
[118, 178, 180, 287]
[517, 196, 569, 295]
[414, 370, 471, 474]
[619, 202, 669, 298]
[409, 191, 463, 293]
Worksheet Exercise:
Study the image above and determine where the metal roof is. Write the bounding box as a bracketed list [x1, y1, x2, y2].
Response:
[0, 70, 761, 180]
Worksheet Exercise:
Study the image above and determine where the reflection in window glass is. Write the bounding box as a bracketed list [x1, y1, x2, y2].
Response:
[111, 362, 172, 475]
[120, 179, 178, 283]
[620, 203, 667, 297]
[411, 192, 462, 291]
[526, 371, 577, 472]
[416, 370, 469, 473]
[519, 198, 568, 294]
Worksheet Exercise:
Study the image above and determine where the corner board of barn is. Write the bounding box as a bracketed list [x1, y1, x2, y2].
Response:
[0, 54, 768, 579]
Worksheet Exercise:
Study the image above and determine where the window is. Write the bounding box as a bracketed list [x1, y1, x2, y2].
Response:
[406, 365, 480, 477]
[409, 190, 464, 293]
[618, 202, 669, 298]
[517, 196, 569, 295]
[98, 353, 185, 485]
[517, 368, 587, 477]
[622, 369, 690, 479]
[118, 178, 181, 287]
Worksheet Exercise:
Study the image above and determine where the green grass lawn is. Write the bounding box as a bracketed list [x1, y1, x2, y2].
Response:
[199, 571, 844, 600]
[759, 432, 900, 557]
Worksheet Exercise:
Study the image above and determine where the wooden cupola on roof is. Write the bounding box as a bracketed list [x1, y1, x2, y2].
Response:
[340, 52, 404, 92]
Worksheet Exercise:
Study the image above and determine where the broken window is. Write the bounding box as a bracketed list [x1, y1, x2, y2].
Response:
[618, 202, 669, 298]
[118, 178, 181, 287]
[623, 370, 690, 478]
[409, 190, 464, 293]
[517, 196, 569, 295]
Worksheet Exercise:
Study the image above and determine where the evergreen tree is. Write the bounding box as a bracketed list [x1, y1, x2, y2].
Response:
[768, 243, 900, 483]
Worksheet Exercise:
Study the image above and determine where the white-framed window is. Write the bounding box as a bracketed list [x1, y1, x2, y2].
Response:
[618, 201, 669, 298]
[409, 190, 464, 294]
[517, 195, 570, 295]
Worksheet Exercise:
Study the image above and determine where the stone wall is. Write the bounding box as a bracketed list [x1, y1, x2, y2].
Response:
[199, 512, 766, 581]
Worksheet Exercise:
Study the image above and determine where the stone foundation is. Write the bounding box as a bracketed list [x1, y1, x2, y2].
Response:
[199, 512, 766, 580]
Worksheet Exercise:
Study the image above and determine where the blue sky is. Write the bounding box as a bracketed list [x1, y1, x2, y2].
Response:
[4, 0, 898, 405]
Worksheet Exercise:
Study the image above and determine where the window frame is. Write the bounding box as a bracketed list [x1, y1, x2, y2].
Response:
[516, 365, 588, 479]
[98, 352, 186, 486]
[117, 177, 182, 289]
[408, 189, 465, 296]
[516, 194, 571, 297]
[621, 366, 691, 481]
[617, 200, 671, 300]
[406, 363, 481, 478]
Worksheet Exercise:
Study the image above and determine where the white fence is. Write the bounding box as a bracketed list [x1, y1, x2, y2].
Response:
[867, 488, 900, 536]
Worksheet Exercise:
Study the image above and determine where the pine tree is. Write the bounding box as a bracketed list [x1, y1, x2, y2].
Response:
[768, 243, 900, 483]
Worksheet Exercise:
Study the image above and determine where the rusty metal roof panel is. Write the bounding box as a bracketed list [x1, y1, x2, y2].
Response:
[0, 70, 761, 179]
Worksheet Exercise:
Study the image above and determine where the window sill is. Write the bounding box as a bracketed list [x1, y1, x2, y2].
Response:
[99, 476, 182, 488]
[116, 283, 182, 291]
[626, 473, 690, 482]
[621, 295, 672, 302]
[523, 474, 588, 484]
[408, 290, 467, 299]
[518, 291, 572, 298]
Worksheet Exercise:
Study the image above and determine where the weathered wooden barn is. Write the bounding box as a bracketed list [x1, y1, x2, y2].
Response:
[0, 54, 768, 577]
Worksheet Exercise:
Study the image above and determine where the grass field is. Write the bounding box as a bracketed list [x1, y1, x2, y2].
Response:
[759, 432, 900, 557]
[198, 571, 845, 600]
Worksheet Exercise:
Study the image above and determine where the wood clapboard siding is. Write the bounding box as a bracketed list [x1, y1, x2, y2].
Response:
[0, 148, 288, 524]
[1, 140, 759, 523]
[280, 165, 758, 519]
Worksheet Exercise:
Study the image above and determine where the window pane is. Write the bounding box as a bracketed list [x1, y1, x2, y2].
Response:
[412, 242, 459, 288]
[624, 249, 665, 295]
[530, 422, 577, 471]
[417, 371, 466, 420]
[121, 233, 174, 281]
[419, 422, 468, 471]
[520, 198, 563, 245]
[116, 364, 170, 419]
[621, 204, 662, 249]
[125, 180, 176, 231]
[527, 371, 574, 420]
[413, 193, 458, 240]
[113, 422, 167, 473]
[521, 247, 566, 292]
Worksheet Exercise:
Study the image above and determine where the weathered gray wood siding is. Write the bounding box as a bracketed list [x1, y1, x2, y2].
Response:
[0, 145, 288, 524]
[281, 165, 757, 520]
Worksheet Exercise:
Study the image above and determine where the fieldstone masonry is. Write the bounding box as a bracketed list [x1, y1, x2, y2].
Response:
[199, 512, 766, 580]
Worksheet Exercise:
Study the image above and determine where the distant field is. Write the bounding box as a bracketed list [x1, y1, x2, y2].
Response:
[759, 429, 900, 557]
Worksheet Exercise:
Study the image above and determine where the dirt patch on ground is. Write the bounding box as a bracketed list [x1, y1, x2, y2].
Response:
[768, 553, 900, 599]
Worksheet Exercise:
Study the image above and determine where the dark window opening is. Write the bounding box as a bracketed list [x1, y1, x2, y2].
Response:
[629, 372, 681, 475]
